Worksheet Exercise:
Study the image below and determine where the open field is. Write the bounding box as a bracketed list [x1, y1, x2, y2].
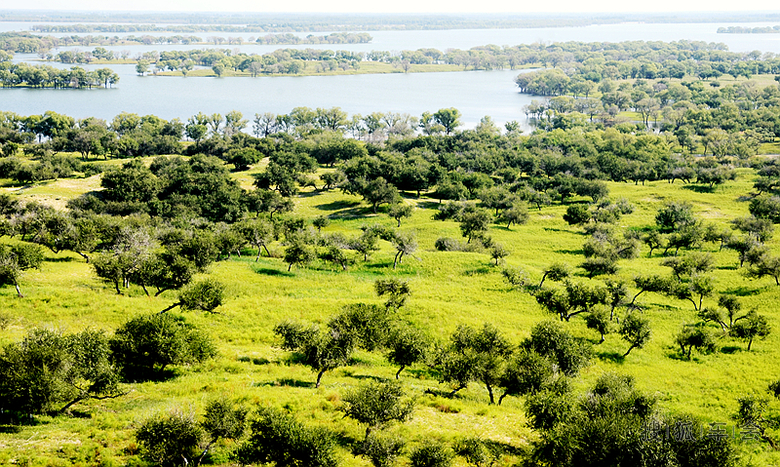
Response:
[2, 163, 780, 466]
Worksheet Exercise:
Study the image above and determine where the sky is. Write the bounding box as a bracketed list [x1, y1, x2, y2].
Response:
[8, 0, 780, 14]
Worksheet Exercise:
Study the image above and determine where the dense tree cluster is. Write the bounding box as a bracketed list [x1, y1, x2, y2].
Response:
[0, 62, 119, 89]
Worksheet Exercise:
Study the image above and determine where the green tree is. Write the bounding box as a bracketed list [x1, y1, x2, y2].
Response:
[619, 313, 651, 357]
[674, 324, 716, 359]
[388, 202, 413, 227]
[160, 278, 225, 314]
[273, 321, 355, 388]
[340, 380, 414, 444]
[386, 326, 429, 379]
[0, 242, 44, 297]
[432, 108, 462, 135]
[459, 208, 491, 243]
[730, 310, 771, 351]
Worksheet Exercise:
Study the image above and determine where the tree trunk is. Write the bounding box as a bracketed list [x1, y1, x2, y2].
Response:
[395, 365, 405, 379]
[623, 344, 636, 358]
[316, 369, 326, 388]
[159, 302, 180, 314]
[486, 383, 494, 404]
[15, 283, 23, 298]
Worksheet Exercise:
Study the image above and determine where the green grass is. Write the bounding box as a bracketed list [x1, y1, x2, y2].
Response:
[3, 166, 780, 465]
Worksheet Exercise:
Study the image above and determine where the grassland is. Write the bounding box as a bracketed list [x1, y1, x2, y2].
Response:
[2, 163, 780, 466]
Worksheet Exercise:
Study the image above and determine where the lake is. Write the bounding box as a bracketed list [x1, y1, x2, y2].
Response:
[3, 21, 780, 129]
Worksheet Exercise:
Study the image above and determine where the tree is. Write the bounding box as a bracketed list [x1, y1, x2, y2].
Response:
[459, 208, 491, 243]
[437, 323, 514, 403]
[386, 326, 429, 379]
[110, 313, 216, 381]
[499, 204, 528, 229]
[312, 215, 331, 232]
[675, 324, 716, 359]
[497, 349, 555, 405]
[0, 242, 44, 297]
[361, 177, 399, 213]
[730, 310, 771, 351]
[538, 262, 570, 289]
[563, 204, 591, 226]
[745, 253, 780, 285]
[388, 202, 413, 227]
[283, 234, 316, 271]
[239, 216, 275, 260]
[375, 278, 411, 310]
[0, 329, 122, 420]
[584, 307, 610, 343]
[527, 372, 735, 467]
[619, 313, 651, 357]
[522, 320, 591, 376]
[160, 278, 225, 314]
[656, 201, 696, 233]
[273, 321, 355, 388]
[351, 228, 381, 261]
[391, 231, 417, 269]
[733, 394, 777, 449]
[239, 406, 338, 467]
[135, 60, 150, 75]
[433, 108, 462, 135]
[340, 380, 414, 444]
[489, 243, 510, 266]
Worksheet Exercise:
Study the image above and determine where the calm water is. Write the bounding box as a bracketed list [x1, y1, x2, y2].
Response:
[3, 21, 780, 128]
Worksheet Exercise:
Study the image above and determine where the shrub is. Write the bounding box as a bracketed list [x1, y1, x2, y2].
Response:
[0, 328, 121, 421]
[136, 409, 204, 467]
[409, 440, 454, 467]
[239, 406, 338, 467]
[435, 237, 461, 251]
[363, 432, 405, 467]
[110, 313, 216, 381]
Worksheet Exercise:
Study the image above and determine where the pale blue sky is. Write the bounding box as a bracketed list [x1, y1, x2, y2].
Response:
[9, 0, 780, 13]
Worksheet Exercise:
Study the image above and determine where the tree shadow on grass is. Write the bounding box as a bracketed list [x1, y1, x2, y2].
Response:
[417, 201, 441, 211]
[596, 351, 626, 363]
[344, 373, 387, 382]
[251, 266, 294, 277]
[722, 286, 763, 297]
[256, 379, 316, 388]
[44, 256, 76, 263]
[315, 200, 362, 211]
[720, 346, 742, 355]
[555, 249, 584, 255]
[681, 184, 717, 194]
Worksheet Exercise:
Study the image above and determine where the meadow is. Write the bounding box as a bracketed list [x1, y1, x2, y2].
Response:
[2, 160, 780, 466]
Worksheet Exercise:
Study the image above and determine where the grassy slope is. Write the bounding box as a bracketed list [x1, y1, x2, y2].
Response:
[2, 165, 780, 465]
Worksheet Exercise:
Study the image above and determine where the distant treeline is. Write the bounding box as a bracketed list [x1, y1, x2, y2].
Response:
[5, 11, 780, 30]
[0, 31, 371, 54]
[718, 26, 780, 34]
